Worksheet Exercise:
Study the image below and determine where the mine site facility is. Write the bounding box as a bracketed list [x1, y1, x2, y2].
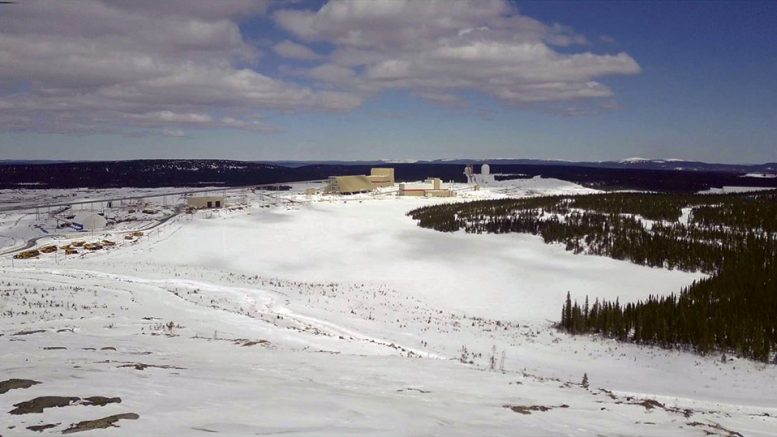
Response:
[1, 0, 776, 434]
[1, 166, 775, 437]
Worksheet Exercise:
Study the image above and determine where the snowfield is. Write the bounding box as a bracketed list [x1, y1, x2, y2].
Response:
[1, 178, 776, 436]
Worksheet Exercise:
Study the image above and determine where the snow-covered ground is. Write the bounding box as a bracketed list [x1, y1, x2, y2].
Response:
[0, 187, 256, 254]
[697, 186, 774, 194]
[0, 187, 234, 210]
[1, 178, 776, 436]
[741, 173, 777, 179]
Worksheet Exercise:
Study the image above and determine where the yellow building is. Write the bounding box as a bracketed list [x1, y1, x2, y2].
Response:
[399, 178, 455, 197]
[325, 175, 374, 194]
[367, 168, 395, 187]
[186, 196, 225, 209]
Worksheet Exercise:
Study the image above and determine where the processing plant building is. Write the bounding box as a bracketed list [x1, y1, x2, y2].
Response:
[324, 168, 397, 194]
[367, 168, 395, 187]
[399, 178, 455, 197]
[325, 175, 375, 194]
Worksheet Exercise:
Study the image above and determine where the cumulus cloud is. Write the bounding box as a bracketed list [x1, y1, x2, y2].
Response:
[0, 0, 641, 136]
[415, 92, 465, 107]
[273, 40, 322, 60]
[0, 0, 359, 135]
[307, 64, 358, 84]
[275, 0, 640, 107]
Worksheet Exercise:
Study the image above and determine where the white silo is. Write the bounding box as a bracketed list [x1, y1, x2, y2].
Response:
[481, 163, 490, 176]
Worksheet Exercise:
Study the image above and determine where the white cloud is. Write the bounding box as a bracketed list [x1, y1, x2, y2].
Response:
[307, 64, 357, 84]
[273, 40, 322, 60]
[415, 92, 465, 107]
[0, 0, 360, 135]
[135, 111, 214, 124]
[0, 0, 641, 136]
[275, 0, 640, 107]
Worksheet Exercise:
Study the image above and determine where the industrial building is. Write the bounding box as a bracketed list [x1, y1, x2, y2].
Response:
[187, 195, 225, 209]
[323, 167, 397, 194]
[464, 163, 494, 185]
[399, 178, 455, 197]
[325, 175, 374, 194]
[367, 168, 395, 188]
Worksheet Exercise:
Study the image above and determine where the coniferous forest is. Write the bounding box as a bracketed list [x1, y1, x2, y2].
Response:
[407, 190, 777, 362]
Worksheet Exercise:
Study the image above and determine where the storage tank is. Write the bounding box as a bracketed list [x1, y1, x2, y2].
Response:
[481, 163, 490, 176]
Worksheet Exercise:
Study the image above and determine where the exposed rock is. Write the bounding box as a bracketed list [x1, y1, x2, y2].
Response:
[503, 404, 568, 415]
[62, 413, 139, 434]
[117, 363, 184, 371]
[12, 330, 46, 336]
[27, 423, 59, 432]
[241, 340, 271, 347]
[81, 396, 121, 407]
[637, 399, 664, 410]
[0, 379, 41, 394]
[9, 396, 79, 414]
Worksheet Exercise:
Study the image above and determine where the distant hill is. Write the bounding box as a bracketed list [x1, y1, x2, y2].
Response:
[1, 159, 776, 192]
[0, 160, 73, 165]
[260, 158, 777, 174]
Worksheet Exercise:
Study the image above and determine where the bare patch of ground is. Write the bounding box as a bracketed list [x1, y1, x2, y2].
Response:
[397, 388, 430, 394]
[503, 404, 569, 415]
[62, 413, 139, 434]
[687, 421, 744, 437]
[117, 363, 184, 371]
[12, 329, 46, 336]
[9, 396, 79, 414]
[0, 379, 40, 394]
[240, 339, 271, 347]
[81, 396, 121, 407]
[8, 396, 122, 414]
[621, 397, 694, 417]
[27, 423, 59, 432]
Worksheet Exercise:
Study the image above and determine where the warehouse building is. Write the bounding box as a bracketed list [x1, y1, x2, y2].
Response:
[324, 175, 374, 194]
[399, 178, 455, 197]
[187, 195, 225, 209]
[367, 168, 395, 188]
[323, 167, 395, 194]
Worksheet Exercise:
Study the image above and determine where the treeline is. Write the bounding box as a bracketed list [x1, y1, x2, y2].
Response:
[408, 190, 777, 362]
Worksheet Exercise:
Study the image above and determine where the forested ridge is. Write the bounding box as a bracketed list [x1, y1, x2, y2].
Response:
[407, 190, 777, 362]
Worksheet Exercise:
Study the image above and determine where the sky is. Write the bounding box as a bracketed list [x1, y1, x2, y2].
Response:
[0, 0, 775, 163]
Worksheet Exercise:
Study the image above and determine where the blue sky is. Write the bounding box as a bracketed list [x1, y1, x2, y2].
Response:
[0, 0, 775, 163]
